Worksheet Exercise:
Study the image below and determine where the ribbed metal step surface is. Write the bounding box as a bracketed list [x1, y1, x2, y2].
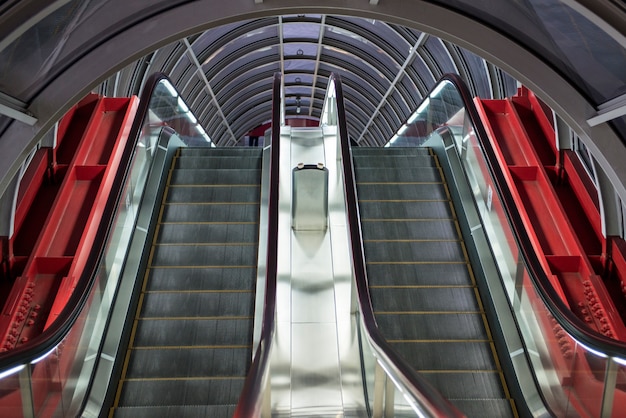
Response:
[110, 147, 262, 418]
[353, 147, 516, 418]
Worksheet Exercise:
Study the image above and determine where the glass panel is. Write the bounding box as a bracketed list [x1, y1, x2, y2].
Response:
[0, 77, 210, 417]
[282, 22, 321, 39]
[284, 43, 319, 57]
[384, 77, 626, 416]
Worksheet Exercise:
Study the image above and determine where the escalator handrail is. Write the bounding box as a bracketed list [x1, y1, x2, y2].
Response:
[440, 73, 626, 359]
[0, 72, 169, 372]
[233, 72, 281, 417]
[333, 73, 466, 418]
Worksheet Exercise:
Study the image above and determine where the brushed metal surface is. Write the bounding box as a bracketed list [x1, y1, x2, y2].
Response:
[271, 126, 367, 417]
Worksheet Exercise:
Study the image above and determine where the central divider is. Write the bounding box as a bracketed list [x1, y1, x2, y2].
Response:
[270, 125, 366, 416]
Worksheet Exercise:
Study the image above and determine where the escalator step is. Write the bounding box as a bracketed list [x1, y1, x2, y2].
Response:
[366, 262, 472, 287]
[352, 155, 436, 168]
[161, 203, 259, 223]
[151, 243, 258, 267]
[363, 240, 466, 263]
[451, 399, 514, 418]
[420, 372, 511, 409]
[174, 156, 262, 170]
[165, 185, 260, 203]
[356, 182, 447, 201]
[352, 147, 431, 156]
[369, 287, 480, 312]
[125, 347, 251, 379]
[353, 167, 442, 183]
[133, 318, 253, 347]
[113, 405, 236, 418]
[139, 291, 254, 318]
[116, 378, 244, 408]
[170, 168, 261, 185]
[146, 267, 256, 291]
[373, 312, 487, 341]
[361, 219, 457, 240]
[389, 341, 498, 371]
[358, 200, 453, 219]
[157, 223, 259, 244]
[180, 147, 262, 157]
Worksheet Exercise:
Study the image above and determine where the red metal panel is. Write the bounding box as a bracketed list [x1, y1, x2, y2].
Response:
[474, 95, 626, 341]
[0, 94, 138, 352]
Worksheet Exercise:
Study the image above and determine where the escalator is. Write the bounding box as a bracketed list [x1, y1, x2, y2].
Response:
[353, 146, 516, 417]
[109, 147, 262, 417]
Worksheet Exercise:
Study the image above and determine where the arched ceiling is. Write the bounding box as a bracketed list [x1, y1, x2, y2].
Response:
[111, 14, 517, 147]
[0, 0, 624, 199]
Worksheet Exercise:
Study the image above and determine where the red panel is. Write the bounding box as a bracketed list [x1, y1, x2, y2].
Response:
[474, 95, 626, 341]
[0, 94, 138, 353]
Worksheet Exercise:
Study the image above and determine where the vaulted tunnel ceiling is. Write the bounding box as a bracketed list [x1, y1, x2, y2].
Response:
[98, 14, 518, 147]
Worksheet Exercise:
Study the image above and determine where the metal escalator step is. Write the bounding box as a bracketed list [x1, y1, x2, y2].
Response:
[139, 291, 254, 318]
[146, 267, 256, 291]
[389, 341, 498, 371]
[363, 240, 466, 263]
[369, 287, 480, 312]
[351, 147, 431, 156]
[165, 185, 260, 203]
[133, 318, 253, 347]
[113, 405, 236, 418]
[180, 147, 262, 157]
[116, 378, 245, 408]
[352, 155, 436, 168]
[358, 200, 453, 219]
[353, 167, 442, 183]
[125, 347, 251, 379]
[366, 263, 472, 287]
[420, 372, 511, 410]
[356, 182, 447, 201]
[451, 399, 514, 418]
[361, 219, 458, 240]
[161, 203, 259, 223]
[170, 168, 261, 185]
[157, 223, 259, 244]
[374, 312, 488, 340]
[151, 243, 258, 267]
[174, 156, 262, 170]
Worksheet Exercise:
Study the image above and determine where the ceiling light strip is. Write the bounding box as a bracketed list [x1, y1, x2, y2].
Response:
[356, 32, 428, 144]
[183, 38, 237, 145]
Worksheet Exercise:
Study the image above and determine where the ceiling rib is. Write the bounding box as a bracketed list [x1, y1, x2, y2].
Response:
[307, 15, 326, 117]
[183, 38, 237, 145]
[356, 32, 428, 145]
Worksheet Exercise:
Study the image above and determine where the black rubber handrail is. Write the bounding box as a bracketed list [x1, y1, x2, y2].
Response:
[333, 73, 466, 418]
[442, 73, 626, 359]
[233, 72, 281, 417]
[0, 72, 169, 372]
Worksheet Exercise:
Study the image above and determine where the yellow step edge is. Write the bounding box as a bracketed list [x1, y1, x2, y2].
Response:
[148, 264, 258, 269]
[138, 316, 253, 320]
[143, 289, 253, 294]
[387, 339, 491, 343]
[357, 181, 444, 185]
[374, 310, 483, 315]
[121, 376, 247, 382]
[130, 344, 252, 350]
[369, 284, 474, 289]
[168, 184, 260, 188]
[153, 242, 258, 246]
